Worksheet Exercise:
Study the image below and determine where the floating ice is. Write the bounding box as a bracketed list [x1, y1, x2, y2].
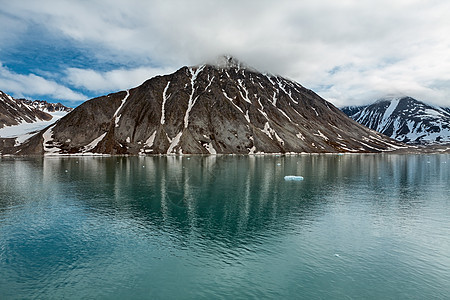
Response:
[284, 175, 304, 181]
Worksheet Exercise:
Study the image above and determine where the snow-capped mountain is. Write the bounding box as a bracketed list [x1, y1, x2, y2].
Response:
[6, 57, 404, 155]
[23, 99, 72, 114]
[0, 91, 72, 150]
[342, 96, 450, 144]
[1, 91, 72, 128]
[1, 90, 53, 129]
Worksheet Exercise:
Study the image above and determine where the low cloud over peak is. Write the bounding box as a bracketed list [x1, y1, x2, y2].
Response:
[0, 0, 449, 107]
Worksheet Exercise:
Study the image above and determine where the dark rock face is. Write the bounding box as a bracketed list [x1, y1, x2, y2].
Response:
[342, 97, 450, 144]
[340, 106, 362, 117]
[13, 61, 403, 155]
[0, 137, 15, 153]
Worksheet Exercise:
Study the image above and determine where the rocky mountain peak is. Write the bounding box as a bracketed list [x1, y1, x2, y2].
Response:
[6, 61, 405, 156]
[204, 55, 256, 72]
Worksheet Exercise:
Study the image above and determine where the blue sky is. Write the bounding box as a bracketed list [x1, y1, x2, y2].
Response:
[1, 0, 450, 108]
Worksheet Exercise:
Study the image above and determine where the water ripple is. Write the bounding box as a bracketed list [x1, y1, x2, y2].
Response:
[1, 155, 449, 299]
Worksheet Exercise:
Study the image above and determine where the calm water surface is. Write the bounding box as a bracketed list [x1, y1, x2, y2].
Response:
[0, 154, 449, 299]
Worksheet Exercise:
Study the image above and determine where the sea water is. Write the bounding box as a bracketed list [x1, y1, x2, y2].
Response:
[0, 154, 449, 299]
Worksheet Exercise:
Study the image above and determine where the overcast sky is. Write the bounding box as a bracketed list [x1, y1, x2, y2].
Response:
[1, 0, 450, 107]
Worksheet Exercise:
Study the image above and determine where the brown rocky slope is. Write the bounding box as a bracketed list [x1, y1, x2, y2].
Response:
[11, 58, 405, 155]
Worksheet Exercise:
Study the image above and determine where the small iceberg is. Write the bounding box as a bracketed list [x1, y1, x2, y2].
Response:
[284, 175, 304, 181]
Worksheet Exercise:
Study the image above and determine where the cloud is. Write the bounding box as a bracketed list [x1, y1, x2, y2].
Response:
[0, 11, 27, 46]
[1, 0, 450, 106]
[316, 41, 450, 107]
[64, 66, 176, 93]
[0, 63, 87, 102]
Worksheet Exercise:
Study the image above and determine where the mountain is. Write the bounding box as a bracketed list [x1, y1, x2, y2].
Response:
[0, 90, 53, 128]
[8, 57, 404, 155]
[341, 106, 362, 117]
[21, 99, 72, 114]
[0, 91, 71, 129]
[342, 96, 450, 144]
[0, 91, 72, 152]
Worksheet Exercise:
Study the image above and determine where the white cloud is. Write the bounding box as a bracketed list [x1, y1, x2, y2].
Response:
[0, 63, 86, 102]
[1, 0, 450, 106]
[0, 12, 27, 46]
[64, 66, 176, 93]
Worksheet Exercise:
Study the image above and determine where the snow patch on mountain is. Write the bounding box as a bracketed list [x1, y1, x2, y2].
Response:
[0, 111, 66, 138]
[380, 98, 400, 129]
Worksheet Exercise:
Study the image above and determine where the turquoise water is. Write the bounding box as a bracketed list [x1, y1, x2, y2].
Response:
[0, 154, 449, 299]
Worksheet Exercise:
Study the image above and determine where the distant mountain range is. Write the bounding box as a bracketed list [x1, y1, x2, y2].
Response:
[0, 91, 71, 129]
[1, 57, 404, 155]
[0, 91, 72, 152]
[342, 96, 450, 144]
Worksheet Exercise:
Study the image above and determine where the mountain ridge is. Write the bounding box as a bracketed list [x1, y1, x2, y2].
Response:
[0, 91, 73, 153]
[342, 96, 450, 144]
[3, 61, 405, 155]
[0, 91, 72, 129]
[1, 90, 52, 129]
